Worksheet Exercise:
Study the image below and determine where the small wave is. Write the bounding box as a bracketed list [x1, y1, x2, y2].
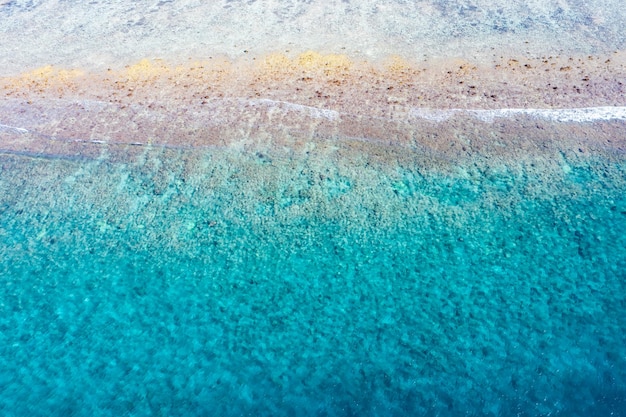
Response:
[0, 123, 29, 134]
[410, 106, 626, 123]
[248, 98, 341, 121]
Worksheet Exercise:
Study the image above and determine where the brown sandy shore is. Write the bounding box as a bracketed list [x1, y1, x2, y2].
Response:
[1, 51, 626, 168]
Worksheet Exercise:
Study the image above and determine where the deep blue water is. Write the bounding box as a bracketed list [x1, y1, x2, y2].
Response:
[0, 145, 625, 416]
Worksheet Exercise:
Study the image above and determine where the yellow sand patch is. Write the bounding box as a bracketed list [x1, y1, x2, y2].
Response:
[260, 51, 352, 76]
[123, 59, 171, 81]
[262, 53, 292, 70]
[384, 55, 412, 73]
[16, 65, 84, 85]
[0, 65, 85, 95]
[296, 51, 351, 71]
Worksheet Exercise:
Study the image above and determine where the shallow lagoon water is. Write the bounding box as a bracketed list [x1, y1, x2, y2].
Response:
[1, 137, 625, 416]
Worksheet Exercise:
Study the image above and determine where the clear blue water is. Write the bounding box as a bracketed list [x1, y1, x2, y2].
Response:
[0, 143, 625, 416]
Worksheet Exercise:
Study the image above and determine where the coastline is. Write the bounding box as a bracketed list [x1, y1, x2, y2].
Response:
[1, 52, 625, 167]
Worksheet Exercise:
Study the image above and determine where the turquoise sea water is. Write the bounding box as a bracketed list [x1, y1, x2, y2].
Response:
[1, 138, 625, 416]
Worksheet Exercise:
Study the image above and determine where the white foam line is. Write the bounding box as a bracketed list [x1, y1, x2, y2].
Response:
[0, 123, 29, 134]
[249, 98, 340, 121]
[410, 106, 626, 123]
[407, 108, 458, 122]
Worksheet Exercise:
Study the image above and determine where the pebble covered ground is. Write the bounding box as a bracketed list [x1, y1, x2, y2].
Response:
[1, 51, 625, 165]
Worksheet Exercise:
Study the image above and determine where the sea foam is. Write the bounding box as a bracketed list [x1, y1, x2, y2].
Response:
[410, 106, 626, 123]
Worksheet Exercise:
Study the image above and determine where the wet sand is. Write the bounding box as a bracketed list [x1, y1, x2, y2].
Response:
[1, 51, 625, 170]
